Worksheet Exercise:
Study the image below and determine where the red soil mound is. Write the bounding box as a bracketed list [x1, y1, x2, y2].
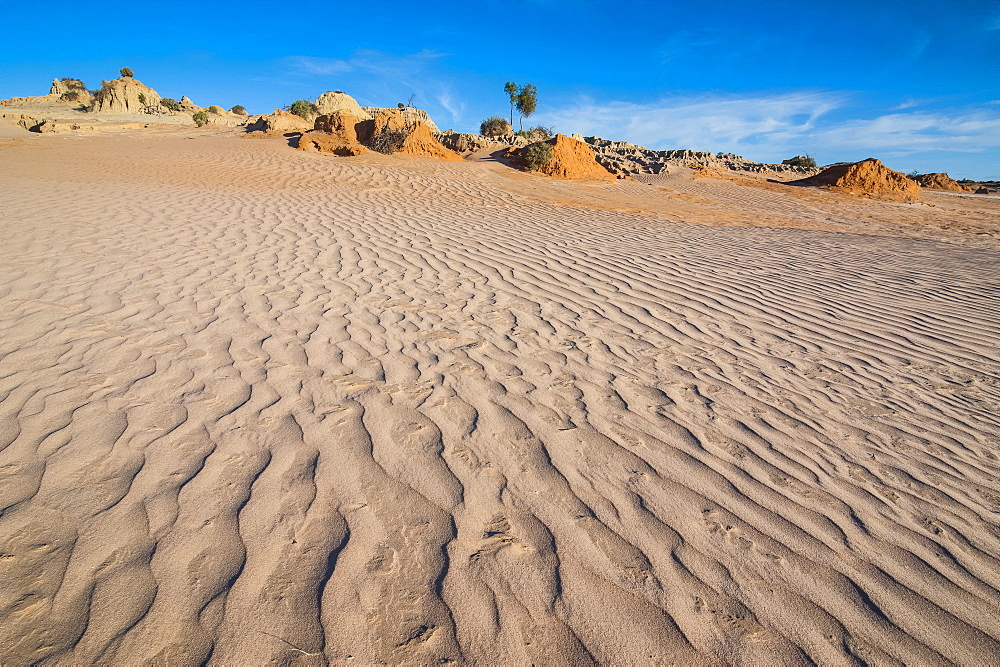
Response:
[514, 134, 616, 181]
[911, 172, 972, 192]
[297, 110, 367, 156]
[396, 122, 462, 161]
[794, 158, 921, 202]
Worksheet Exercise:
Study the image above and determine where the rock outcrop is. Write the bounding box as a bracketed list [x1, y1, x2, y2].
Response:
[362, 106, 439, 133]
[297, 110, 368, 156]
[315, 91, 371, 120]
[1, 78, 91, 107]
[90, 77, 161, 113]
[515, 134, 616, 181]
[249, 108, 314, 134]
[178, 96, 202, 113]
[909, 172, 973, 192]
[299, 107, 458, 161]
[49, 78, 90, 105]
[356, 108, 409, 145]
[975, 186, 991, 194]
[792, 158, 921, 202]
[583, 138, 820, 177]
[435, 131, 529, 154]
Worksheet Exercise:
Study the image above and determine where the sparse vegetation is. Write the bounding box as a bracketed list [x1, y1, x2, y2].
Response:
[192, 110, 209, 127]
[515, 84, 537, 132]
[783, 155, 818, 169]
[480, 115, 511, 137]
[160, 97, 181, 112]
[230, 105, 247, 116]
[502, 82, 539, 131]
[370, 127, 411, 154]
[138, 93, 147, 107]
[120, 67, 134, 78]
[57, 78, 88, 104]
[397, 102, 406, 109]
[907, 169, 922, 179]
[207, 105, 224, 114]
[286, 99, 318, 120]
[88, 81, 113, 110]
[504, 82, 518, 129]
[516, 125, 553, 142]
[522, 141, 553, 171]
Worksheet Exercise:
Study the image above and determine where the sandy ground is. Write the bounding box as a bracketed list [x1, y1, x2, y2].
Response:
[1, 122, 999, 664]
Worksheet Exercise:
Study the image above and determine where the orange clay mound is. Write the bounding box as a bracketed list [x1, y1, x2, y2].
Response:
[352, 109, 459, 161]
[794, 158, 921, 202]
[298, 110, 368, 156]
[396, 122, 462, 161]
[911, 172, 972, 192]
[356, 108, 407, 145]
[525, 134, 616, 181]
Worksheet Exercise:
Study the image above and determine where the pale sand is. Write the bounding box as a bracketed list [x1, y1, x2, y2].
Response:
[1, 125, 999, 664]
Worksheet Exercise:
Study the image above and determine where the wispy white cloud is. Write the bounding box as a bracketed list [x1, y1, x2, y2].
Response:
[808, 111, 1000, 154]
[533, 92, 1000, 164]
[435, 90, 465, 125]
[282, 50, 447, 79]
[276, 49, 468, 125]
[534, 91, 846, 152]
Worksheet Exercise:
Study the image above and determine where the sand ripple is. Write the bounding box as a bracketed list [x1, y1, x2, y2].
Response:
[1, 134, 998, 663]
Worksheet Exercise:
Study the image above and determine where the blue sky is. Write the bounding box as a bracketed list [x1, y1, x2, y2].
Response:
[3, 0, 998, 178]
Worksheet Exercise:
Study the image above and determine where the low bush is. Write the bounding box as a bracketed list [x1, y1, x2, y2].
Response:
[517, 125, 554, 142]
[370, 128, 411, 154]
[480, 115, 511, 137]
[207, 105, 224, 114]
[230, 105, 247, 116]
[522, 141, 553, 171]
[192, 110, 209, 127]
[160, 97, 181, 112]
[286, 99, 318, 120]
[782, 155, 817, 169]
[120, 67, 134, 78]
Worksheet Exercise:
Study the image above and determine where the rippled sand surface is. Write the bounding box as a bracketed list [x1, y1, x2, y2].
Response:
[1, 129, 998, 664]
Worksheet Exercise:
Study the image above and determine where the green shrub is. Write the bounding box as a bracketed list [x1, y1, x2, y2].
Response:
[207, 105, 224, 114]
[286, 99, 318, 120]
[782, 155, 817, 169]
[517, 125, 553, 141]
[160, 97, 181, 112]
[230, 105, 247, 116]
[480, 115, 511, 137]
[120, 67, 134, 78]
[522, 142, 553, 171]
[192, 110, 209, 127]
[138, 93, 147, 106]
[57, 79, 88, 103]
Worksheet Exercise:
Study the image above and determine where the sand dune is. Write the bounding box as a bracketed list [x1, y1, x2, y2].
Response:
[1, 129, 998, 664]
